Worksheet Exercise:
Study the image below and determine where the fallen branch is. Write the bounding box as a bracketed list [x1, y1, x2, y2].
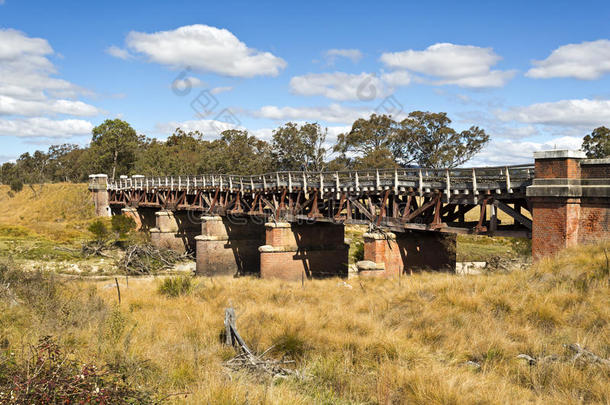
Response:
[564, 343, 610, 366]
[517, 343, 609, 367]
[117, 244, 191, 275]
[223, 307, 295, 378]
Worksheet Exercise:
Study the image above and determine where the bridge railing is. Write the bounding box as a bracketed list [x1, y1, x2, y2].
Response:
[101, 164, 534, 195]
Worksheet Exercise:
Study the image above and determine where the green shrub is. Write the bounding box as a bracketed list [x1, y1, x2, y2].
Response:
[351, 240, 364, 262]
[9, 179, 23, 193]
[158, 276, 193, 298]
[88, 219, 109, 241]
[111, 215, 136, 238]
[0, 336, 154, 404]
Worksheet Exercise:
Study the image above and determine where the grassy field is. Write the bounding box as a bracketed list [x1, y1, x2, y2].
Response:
[0, 242, 608, 403]
[0, 183, 607, 403]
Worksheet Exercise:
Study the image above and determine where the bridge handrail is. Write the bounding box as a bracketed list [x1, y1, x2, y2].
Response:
[99, 164, 535, 193]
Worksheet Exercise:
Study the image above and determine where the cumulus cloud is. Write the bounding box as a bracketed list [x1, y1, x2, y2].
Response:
[105, 45, 132, 60]
[290, 72, 389, 101]
[0, 29, 90, 101]
[496, 98, 610, 126]
[380, 70, 412, 87]
[469, 136, 583, 166]
[526, 39, 610, 80]
[251, 104, 373, 124]
[324, 49, 363, 65]
[380, 43, 516, 88]
[0, 29, 99, 139]
[118, 24, 286, 78]
[0, 95, 99, 116]
[0, 117, 93, 138]
[171, 76, 206, 93]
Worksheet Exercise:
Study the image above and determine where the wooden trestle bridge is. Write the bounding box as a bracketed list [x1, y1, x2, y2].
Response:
[104, 165, 535, 238]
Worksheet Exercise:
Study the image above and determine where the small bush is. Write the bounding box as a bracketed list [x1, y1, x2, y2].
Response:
[351, 240, 365, 262]
[0, 336, 154, 404]
[111, 215, 136, 238]
[9, 179, 23, 193]
[88, 219, 109, 241]
[158, 276, 193, 298]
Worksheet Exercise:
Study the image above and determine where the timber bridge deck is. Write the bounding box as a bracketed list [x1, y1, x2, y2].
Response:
[101, 165, 535, 238]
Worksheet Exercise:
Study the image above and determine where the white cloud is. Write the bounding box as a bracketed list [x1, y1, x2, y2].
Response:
[469, 136, 583, 166]
[0, 29, 88, 101]
[526, 39, 610, 80]
[380, 70, 412, 87]
[171, 76, 206, 93]
[122, 24, 286, 78]
[0, 117, 93, 138]
[497, 98, 610, 126]
[493, 125, 539, 140]
[324, 49, 363, 65]
[0, 95, 99, 116]
[154, 119, 241, 139]
[105, 45, 132, 60]
[210, 86, 233, 95]
[380, 43, 516, 88]
[0, 28, 99, 133]
[252, 104, 373, 124]
[436, 70, 516, 88]
[290, 72, 389, 101]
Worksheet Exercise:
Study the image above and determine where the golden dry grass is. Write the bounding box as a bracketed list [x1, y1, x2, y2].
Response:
[3, 242, 607, 404]
[0, 183, 94, 241]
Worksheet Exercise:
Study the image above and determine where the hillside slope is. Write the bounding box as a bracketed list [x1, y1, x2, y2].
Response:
[0, 183, 94, 241]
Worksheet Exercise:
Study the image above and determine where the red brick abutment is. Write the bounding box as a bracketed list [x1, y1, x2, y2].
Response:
[526, 150, 609, 259]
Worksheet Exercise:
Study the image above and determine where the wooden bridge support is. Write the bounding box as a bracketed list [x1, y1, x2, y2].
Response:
[195, 216, 265, 276]
[150, 210, 200, 254]
[357, 231, 456, 277]
[259, 222, 349, 281]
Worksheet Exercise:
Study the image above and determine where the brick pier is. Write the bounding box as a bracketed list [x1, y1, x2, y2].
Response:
[527, 151, 610, 259]
[356, 231, 456, 277]
[149, 210, 200, 254]
[259, 222, 349, 280]
[195, 216, 265, 276]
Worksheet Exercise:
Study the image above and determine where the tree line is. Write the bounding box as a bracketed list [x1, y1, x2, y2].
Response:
[1, 112, 608, 191]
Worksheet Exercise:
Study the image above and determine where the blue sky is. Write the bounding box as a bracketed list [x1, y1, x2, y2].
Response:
[1, 0, 609, 166]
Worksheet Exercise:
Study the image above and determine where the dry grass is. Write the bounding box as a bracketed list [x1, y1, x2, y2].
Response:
[2, 242, 607, 404]
[0, 183, 94, 241]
